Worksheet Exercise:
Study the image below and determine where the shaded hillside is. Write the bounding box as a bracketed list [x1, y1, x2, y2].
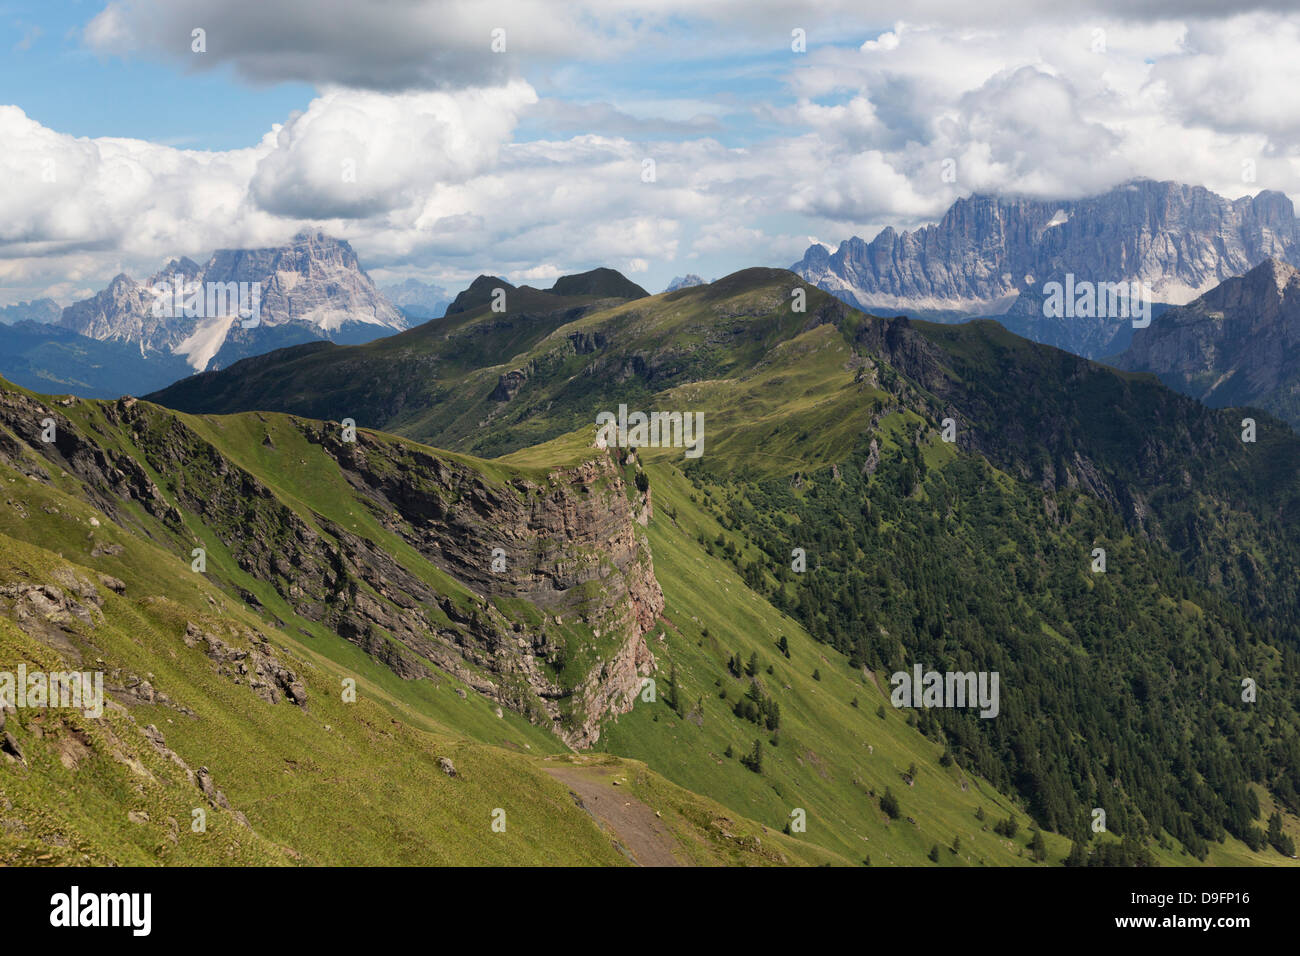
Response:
[1116, 258, 1300, 430]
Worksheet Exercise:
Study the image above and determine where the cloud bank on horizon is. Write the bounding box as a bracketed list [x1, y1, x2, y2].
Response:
[3, 0, 1300, 303]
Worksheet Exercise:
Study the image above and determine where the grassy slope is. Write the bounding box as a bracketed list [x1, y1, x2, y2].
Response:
[0, 382, 836, 866]
[486, 295, 1300, 866]
[605, 455, 1297, 866]
[602, 462, 1054, 866]
[0, 464, 614, 865]
[0, 379, 1068, 866]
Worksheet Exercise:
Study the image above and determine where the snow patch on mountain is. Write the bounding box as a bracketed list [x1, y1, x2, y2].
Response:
[174, 316, 236, 371]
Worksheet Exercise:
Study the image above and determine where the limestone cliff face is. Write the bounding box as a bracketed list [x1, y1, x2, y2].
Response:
[1116, 258, 1300, 429]
[308, 426, 664, 747]
[304, 424, 663, 632]
[0, 388, 662, 748]
[795, 180, 1300, 357]
[58, 232, 406, 373]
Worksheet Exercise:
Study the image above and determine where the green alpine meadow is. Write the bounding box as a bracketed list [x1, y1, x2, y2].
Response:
[3, 268, 1297, 868]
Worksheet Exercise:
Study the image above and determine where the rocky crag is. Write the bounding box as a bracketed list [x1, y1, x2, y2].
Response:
[0, 383, 662, 748]
[1116, 257, 1300, 429]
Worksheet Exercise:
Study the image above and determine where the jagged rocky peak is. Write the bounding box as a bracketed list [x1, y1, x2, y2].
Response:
[206, 230, 361, 282]
[1154, 257, 1300, 323]
[205, 231, 404, 332]
[792, 179, 1300, 321]
[664, 274, 706, 292]
[1236, 255, 1298, 297]
[57, 273, 152, 344]
[153, 256, 204, 281]
[52, 232, 407, 371]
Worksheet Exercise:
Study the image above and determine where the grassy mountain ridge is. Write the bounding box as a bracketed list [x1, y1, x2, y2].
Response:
[1, 374, 1099, 865]
[0, 379, 672, 748]
[155, 268, 1300, 859]
[149, 269, 651, 431]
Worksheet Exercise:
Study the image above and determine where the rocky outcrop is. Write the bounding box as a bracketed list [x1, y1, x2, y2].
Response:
[1, 731, 23, 764]
[489, 369, 528, 402]
[303, 422, 664, 746]
[0, 569, 106, 660]
[183, 622, 308, 709]
[574, 626, 655, 742]
[0, 391, 180, 531]
[306, 424, 664, 627]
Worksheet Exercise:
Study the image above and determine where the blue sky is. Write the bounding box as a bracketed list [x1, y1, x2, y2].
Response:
[1, 4, 315, 149]
[1, 4, 811, 152]
[1, 1, 1297, 305]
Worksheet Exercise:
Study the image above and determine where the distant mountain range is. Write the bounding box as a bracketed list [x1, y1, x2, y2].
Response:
[793, 179, 1300, 357]
[10, 179, 1300, 412]
[0, 232, 409, 398]
[0, 321, 195, 398]
[0, 237, 662, 400]
[664, 274, 706, 293]
[382, 278, 452, 320]
[59, 231, 407, 368]
[0, 298, 60, 325]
